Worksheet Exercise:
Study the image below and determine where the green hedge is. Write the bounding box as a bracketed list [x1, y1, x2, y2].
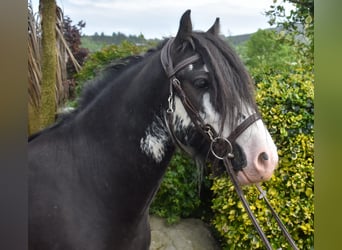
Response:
[68, 40, 148, 107]
[67, 40, 150, 108]
[211, 67, 314, 249]
[75, 40, 147, 84]
[149, 152, 203, 224]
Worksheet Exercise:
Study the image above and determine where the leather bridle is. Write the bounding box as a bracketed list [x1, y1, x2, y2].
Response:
[160, 38, 299, 250]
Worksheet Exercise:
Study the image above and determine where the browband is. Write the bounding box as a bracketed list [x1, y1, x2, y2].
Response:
[160, 38, 201, 78]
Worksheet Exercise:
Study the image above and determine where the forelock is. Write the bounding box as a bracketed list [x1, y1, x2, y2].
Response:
[190, 32, 257, 132]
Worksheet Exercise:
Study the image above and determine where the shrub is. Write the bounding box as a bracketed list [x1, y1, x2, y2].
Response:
[211, 66, 314, 249]
[150, 152, 203, 224]
[239, 29, 297, 79]
[70, 40, 148, 106]
[75, 40, 147, 83]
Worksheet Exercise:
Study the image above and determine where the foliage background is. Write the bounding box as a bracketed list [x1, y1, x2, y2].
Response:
[67, 41, 149, 107]
[149, 153, 203, 224]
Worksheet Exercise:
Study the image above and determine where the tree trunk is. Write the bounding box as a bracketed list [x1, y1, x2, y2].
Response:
[40, 0, 57, 127]
[28, 102, 41, 135]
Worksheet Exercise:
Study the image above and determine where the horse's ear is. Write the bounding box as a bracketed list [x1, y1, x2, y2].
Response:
[174, 10, 192, 46]
[207, 18, 220, 35]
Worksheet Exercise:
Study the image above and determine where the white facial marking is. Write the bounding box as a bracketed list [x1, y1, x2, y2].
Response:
[201, 93, 257, 137]
[200, 93, 227, 136]
[235, 118, 278, 184]
[140, 117, 169, 163]
[173, 96, 192, 131]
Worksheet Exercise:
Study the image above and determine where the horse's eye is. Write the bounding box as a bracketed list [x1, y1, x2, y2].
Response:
[238, 113, 247, 121]
[193, 78, 208, 89]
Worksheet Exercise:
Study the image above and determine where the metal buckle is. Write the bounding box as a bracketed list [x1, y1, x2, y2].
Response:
[210, 137, 234, 160]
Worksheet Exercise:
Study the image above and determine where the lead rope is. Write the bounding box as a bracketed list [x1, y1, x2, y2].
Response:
[220, 146, 299, 249]
[255, 184, 299, 250]
[222, 157, 274, 250]
[207, 117, 298, 249]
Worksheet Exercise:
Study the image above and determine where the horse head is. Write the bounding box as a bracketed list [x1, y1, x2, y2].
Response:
[164, 10, 278, 185]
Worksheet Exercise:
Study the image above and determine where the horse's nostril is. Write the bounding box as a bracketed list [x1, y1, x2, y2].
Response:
[259, 152, 269, 161]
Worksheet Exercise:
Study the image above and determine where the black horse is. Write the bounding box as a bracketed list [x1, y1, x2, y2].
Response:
[29, 10, 278, 250]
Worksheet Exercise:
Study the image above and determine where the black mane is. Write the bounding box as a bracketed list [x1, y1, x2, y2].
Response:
[28, 42, 168, 142]
[78, 55, 143, 110]
[78, 41, 168, 111]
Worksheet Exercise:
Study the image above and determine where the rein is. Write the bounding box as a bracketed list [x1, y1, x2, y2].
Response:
[160, 38, 299, 250]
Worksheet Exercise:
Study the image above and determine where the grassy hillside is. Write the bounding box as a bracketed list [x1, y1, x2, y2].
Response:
[81, 33, 159, 52]
[80, 31, 259, 52]
[225, 33, 252, 46]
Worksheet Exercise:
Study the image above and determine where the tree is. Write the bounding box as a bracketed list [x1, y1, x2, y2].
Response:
[63, 16, 89, 100]
[28, 3, 42, 134]
[265, 0, 314, 66]
[240, 29, 296, 79]
[40, 0, 57, 127]
[28, 1, 85, 135]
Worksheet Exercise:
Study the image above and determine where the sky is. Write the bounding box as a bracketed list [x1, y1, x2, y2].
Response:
[29, 0, 293, 39]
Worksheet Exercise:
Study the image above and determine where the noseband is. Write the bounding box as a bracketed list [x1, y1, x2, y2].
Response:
[160, 38, 298, 250]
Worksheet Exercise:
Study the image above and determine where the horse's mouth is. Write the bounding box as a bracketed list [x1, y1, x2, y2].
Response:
[236, 166, 275, 186]
[185, 130, 276, 186]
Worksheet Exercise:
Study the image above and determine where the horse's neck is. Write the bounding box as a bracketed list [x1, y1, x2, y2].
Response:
[74, 51, 176, 216]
